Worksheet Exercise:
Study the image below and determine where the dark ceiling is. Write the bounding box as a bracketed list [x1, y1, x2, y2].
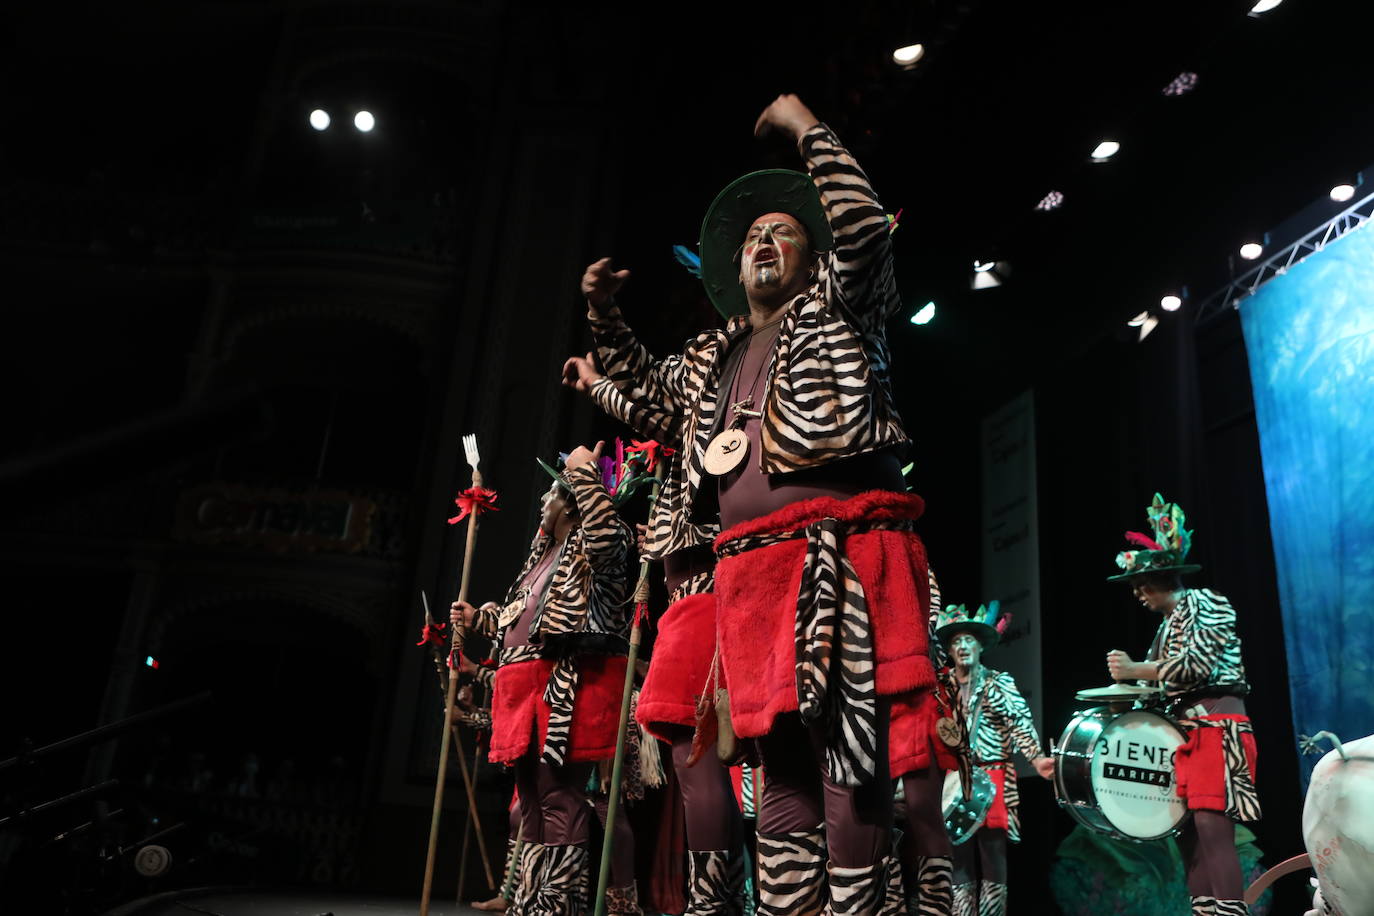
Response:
[5, 0, 1370, 418]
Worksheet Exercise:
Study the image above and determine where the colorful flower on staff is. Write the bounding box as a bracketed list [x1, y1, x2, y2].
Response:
[626, 439, 675, 473]
[415, 621, 448, 647]
[447, 486, 500, 524]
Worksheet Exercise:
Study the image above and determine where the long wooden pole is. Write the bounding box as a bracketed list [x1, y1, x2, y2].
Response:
[593, 462, 665, 916]
[456, 730, 493, 902]
[420, 467, 485, 916]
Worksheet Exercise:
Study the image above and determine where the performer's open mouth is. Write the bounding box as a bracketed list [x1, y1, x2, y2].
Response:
[753, 246, 778, 266]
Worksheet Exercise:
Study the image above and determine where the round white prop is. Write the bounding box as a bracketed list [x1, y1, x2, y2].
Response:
[1302, 733, 1374, 916]
[1054, 706, 1189, 842]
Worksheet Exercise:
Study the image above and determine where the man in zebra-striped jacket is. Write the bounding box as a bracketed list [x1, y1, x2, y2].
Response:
[935, 603, 1054, 916]
[1106, 494, 1259, 916]
[580, 94, 951, 916]
[452, 442, 636, 916]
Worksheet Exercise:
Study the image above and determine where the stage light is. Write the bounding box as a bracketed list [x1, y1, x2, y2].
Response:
[1330, 184, 1356, 203]
[1091, 140, 1120, 162]
[1137, 315, 1160, 342]
[1034, 190, 1064, 212]
[145, 656, 160, 669]
[909, 301, 936, 325]
[1162, 72, 1198, 97]
[1161, 295, 1182, 311]
[1127, 311, 1150, 327]
[892, 44, 925, 68]
[971, 260, 1009, 290]
[1239, 242, 1264, 261]
[309, 109, 331, 131]
[354, 110, 375, 132]
[1248, 0, 1283, 14]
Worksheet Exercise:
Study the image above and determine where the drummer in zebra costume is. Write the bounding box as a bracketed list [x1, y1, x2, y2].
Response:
[1105, 493, 1260, 916]
[935, 602, 1055, 916]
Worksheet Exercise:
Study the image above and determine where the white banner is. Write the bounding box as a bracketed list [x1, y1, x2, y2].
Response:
[981, 390, 1043, 776]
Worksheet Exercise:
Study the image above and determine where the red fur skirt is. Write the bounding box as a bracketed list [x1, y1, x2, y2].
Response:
[488, 655, 627, 765]
[983, 764, 1010, 830]
[889, 689, 961, 777]
[1174, 714, 1259, 812]
[714, 490, 936, 740]
[637, 591, 715, 742]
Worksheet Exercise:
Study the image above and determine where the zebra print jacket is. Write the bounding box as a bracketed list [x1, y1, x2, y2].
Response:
[960, 666, 1044, 842]
[471, 462, 633, 657]
[1142, 588, 1250, 698]
[588, 123, 908, 560]
[590, 376, 717, 561]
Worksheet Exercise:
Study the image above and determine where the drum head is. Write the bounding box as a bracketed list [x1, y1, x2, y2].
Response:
[1075, 684, 1157, 702]
[1091, 709, 1187, 839]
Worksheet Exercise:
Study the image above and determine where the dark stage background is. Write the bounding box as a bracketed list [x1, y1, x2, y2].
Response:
[3, 1, 1368, 913]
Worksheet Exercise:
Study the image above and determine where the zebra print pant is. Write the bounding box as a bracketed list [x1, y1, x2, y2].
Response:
[685, 849, 746, 916]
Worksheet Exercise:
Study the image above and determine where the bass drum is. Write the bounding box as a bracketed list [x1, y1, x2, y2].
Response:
[941, 766, 995, 845]
[1054, 706, 1190, 842]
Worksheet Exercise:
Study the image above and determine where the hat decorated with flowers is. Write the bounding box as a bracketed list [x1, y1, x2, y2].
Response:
[1107, 492, 1202, 582]
[536, 438, 667, 509]
[935, 600, 1009, 649]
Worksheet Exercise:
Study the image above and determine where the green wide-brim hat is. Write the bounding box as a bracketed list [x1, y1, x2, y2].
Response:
[936, 620, 1000, 650]
[698, 169, 834, 318]
[1104, 563, 1203, 585]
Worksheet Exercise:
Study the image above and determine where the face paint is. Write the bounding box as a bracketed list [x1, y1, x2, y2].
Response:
[949, 632, 983, 670]
[739, 213, 811, 298]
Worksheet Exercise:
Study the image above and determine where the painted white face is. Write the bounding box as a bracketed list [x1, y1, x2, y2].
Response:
[949, 632, 983, 668]
[738, 212, 812, 301]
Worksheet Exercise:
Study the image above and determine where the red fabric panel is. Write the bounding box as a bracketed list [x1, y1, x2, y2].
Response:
[1173, 713, 1259, 812]
[713, 491, 935, 739]
[889, 689, 961, 778]
[983, 764, 1010, 830]
[637, 592, 716, 740]
[488, 656, 628, 765]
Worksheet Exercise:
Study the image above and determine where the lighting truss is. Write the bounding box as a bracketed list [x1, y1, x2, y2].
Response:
[1195, 188, 1374, 325]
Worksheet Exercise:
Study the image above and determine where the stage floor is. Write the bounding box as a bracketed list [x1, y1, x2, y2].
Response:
[109, 889, 486, 916]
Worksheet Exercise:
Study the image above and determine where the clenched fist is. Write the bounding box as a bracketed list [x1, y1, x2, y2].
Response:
[582, 257, 630, 311]
[753, 94, 820, 142]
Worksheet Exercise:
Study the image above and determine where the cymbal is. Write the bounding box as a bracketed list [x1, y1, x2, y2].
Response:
[1074, 683, 1158, 702]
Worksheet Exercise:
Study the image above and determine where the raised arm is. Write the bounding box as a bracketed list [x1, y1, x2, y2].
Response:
[563, 445, 632, 576]
[582, 258, 715, 413]
[755, 94, 900, 331]
[562, 351, 685, 446]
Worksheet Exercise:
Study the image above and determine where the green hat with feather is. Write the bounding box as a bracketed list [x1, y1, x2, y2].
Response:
[1107, 492, 1202, 582]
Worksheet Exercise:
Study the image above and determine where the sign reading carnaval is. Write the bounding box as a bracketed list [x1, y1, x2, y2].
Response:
[174, 483, 374, 554]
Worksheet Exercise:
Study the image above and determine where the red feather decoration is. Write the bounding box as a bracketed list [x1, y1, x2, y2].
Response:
[448, 486, 500, 524]
[1124, 530, 1164, 551]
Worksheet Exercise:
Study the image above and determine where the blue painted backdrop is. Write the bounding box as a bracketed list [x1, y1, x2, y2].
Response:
[1240, 222, 1374, 786]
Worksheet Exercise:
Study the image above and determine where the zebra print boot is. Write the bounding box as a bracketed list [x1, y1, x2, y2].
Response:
[685, 849, 746, 915]
[604, 883, 642, 916]
[1213, 901, 1247, 916]
[529, 844, 590, 915]
[879, 852, 907, 916]
[1189, 896, 1217, 916]
[913, 856, 952, 916]
[950, 884, 974, 916]
[756, 829, 828, 916]
[506, 841, 547, 916]
[827, 856, 897, 916]
[976, 881, 1006, 916]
